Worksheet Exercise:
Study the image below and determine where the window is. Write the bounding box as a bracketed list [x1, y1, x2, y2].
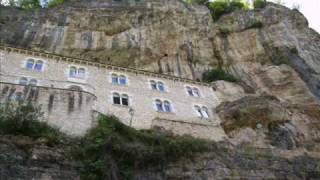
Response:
[34, 60, 43, 71]
[155, 100, 163, 112]
[202, 106, 209, 118]
[78, 68, 85, 78]
[15, 92, 24, 101]
[119, 75, 127, 85]
[155, 99, 172, 113]
[19, 77, 28, 85]
[187, 86, 193, 96]
[111, 74, 127, 85]
[113, 93, 129, 106]
[194, 105, 210, 119]
[195, 105, 203, 117]
[158, 82, 165, 92]
[112, 74, 118, 84]
[19, 77, 38, 86]
[186, 86, 201, 97]
[113, 93, 121, 105]
[193, 88, 200, 97]
[163, 101, 172, 112]
[122, 94, 129, 106]
[26, 59, 34, 70]
[69, 67, 77, 77]
[150, 80, 157, 90]
[150, 80, 166, 92]
[69, 66, 86, 79]
[29, 79, 37, 86]
[25, 59, 44, 71]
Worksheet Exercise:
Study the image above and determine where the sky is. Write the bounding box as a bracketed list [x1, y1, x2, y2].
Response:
[268, 0, 320, 33]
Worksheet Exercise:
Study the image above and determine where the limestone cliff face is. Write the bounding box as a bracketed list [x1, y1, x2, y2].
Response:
[0, 0, 319, 104]
[0, 0, 215, 80]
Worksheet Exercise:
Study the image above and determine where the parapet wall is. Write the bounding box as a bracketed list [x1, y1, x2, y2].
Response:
[0, 82, 96, 136]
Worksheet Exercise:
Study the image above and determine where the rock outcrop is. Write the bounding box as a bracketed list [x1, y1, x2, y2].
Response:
[0, 135, 79, 180]
[1, 0, 319, 103]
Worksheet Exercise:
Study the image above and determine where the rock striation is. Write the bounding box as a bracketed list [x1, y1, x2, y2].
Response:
[0, 0, 319, 103]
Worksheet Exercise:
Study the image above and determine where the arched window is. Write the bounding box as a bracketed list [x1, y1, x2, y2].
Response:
[15, 92, 24, 101]
[78, 68, 86, 78]
[34, 60, 43, 71]
[193, 88, 200, 97]
[113, 93, 121, 105]
[19, 77, 28, 85]
[186, 86, 193, 96]
[202, 106, 209, 118]
[150, 80, 157, 90]
[26, 59, 34, 70]
[164, 101, 171, 112]
[119, 75, 127, 85]
[69, 67, 77, 77]
[157, 82, 165, 92]
[121, 94, 129, 106]
[29, 79, 37, 86]
[194, 105, 203, 117]
[155, 99, 163, 112]
[112, 74, 118, 84]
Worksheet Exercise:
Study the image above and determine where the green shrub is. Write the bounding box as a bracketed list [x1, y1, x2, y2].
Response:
[202, 68, 237, 82]
[47, 0, 66, 8]
[207, 0, 247, 20]
[0, 102, 63, 146]
[19, 0, 40, 10]
[74, 115, 218, 180]
[271, 48, 291, 66]
[185, 0, 209, 5]
[253, 0, 267, 9]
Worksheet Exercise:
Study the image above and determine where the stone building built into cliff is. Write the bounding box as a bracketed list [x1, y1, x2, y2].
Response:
[0, 46, 227, 141]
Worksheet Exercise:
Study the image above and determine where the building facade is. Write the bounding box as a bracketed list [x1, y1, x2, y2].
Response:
[0, 46, 226, 141]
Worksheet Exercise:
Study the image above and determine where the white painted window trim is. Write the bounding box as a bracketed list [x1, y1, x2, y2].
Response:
[152, 98, 174, 113]
[184, 84, 202, 98]
[110, 90, 132, 107]
[23, 57, 46, 72]
[17, 76, 40, 86]
[148, 79, 168, 93]
[109, 72, 129, 86]
[193, 104, 211, 119]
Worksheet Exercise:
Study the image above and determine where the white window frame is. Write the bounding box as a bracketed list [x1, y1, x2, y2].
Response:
[149, 79, 167, 92]
[193, 104, 210, 119]
[111, 91, 131, 107]
[153, 98, 174, 113]
[109, 72, 129, 86]
[67, 65, 88, 82]
[24, 58, 46, 72]
[184, 85, 201, 98]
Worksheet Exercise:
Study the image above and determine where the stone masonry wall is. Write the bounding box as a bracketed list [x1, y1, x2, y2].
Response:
[0, 82, 96, 136]
[0, 47, 227, 140]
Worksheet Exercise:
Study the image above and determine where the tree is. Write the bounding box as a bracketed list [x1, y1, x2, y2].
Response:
[18, 0, 40, 10]
[253, 0, 266, 9]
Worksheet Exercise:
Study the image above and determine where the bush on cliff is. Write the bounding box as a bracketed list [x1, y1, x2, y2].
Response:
[47, 0, 67, 8]
[207, 0, 249, 20]
[74, 115, 219, 180]
[0, 102, 63, 146]
[202, 68, 238, 83]
[253, 0, 267, 9]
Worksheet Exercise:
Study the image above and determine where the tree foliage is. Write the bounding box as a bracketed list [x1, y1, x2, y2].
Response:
[75, 115, 218, 179]
[202, 68, 237, 82]
[47, 0, 66, 8]
[253, 0, 267, 9]
[207, 0, 249, 20]
[0, 102, 63, 146]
